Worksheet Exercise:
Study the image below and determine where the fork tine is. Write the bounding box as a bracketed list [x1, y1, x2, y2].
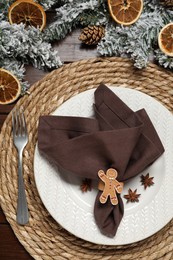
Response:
[16, 109, 21, 136]
[15, 108, 21, 136]
[12, 109, 18, 136]
[21, 109, 27, 136]
[12, 110, 15, 135]
[18, 109, 23, 136]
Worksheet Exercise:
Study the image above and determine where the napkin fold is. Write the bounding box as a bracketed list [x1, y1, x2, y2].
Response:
[38, 83, 164, 237]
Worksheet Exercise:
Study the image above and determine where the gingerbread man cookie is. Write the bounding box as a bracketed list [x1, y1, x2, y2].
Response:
[98, 168, 124, 205]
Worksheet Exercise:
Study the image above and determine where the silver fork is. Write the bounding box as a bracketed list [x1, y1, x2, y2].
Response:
[12, 108, 29, 225]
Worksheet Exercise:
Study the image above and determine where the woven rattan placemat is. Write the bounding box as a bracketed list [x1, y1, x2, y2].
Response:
[0, 57, 173, 260]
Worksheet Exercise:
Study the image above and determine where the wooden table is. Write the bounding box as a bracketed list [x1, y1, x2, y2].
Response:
[0, 30, 97, 259]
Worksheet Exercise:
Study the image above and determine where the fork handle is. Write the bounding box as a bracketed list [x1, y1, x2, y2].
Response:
[16, 152, 29, 225]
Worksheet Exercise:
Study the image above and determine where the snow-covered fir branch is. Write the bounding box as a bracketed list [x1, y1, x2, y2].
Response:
[155, 49, 173, 69]
[0, 58, 29, 93]
[37, 0, 58, 10]
[1, 0, 173, 93]
[0, 21, 62, 90]
[0, 21, 62, 69]
[44, 0, 108, 41]
[98, 1, 173, 68]
[0, 0, 58, 16]
[0, 0, 14, 21]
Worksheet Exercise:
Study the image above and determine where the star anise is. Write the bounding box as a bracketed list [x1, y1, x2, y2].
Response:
[124, 189, 141, 203]
[80, 178, 92, 193]
[141, 173, 154, 189]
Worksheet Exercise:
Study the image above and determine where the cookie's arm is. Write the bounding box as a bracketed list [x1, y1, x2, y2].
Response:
[114, 180, 124, 194]
[98, 170, 107, 182]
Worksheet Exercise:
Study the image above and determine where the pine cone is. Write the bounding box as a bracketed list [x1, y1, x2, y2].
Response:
[160, 0, 173, 8]
[79, 25, 105, 45]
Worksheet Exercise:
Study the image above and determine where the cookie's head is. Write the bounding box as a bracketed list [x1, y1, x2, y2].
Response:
[106, 168, 117, 179]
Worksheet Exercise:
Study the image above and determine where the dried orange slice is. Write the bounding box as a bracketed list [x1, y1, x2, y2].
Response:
[8, 0, 46, 31]
[158, 23, 173, 57]
[0, 69, 21, 105]
[108, 0, 143, 26]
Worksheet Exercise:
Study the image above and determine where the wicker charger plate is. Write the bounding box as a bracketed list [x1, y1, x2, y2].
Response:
[0, 57, 173, 260]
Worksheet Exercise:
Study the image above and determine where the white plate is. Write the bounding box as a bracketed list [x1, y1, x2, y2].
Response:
[34, 87, 173, 245]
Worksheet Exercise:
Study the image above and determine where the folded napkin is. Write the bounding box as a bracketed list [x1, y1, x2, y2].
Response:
[38, 83, 164, 237]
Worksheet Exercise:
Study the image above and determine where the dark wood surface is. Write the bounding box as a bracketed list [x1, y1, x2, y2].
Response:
[0, 28, 97, 259]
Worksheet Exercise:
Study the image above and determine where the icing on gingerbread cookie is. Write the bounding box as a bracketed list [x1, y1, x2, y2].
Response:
[98, 168, 124, 205]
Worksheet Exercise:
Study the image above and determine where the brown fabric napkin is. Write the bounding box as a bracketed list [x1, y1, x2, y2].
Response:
[38, 83, 164, 238]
